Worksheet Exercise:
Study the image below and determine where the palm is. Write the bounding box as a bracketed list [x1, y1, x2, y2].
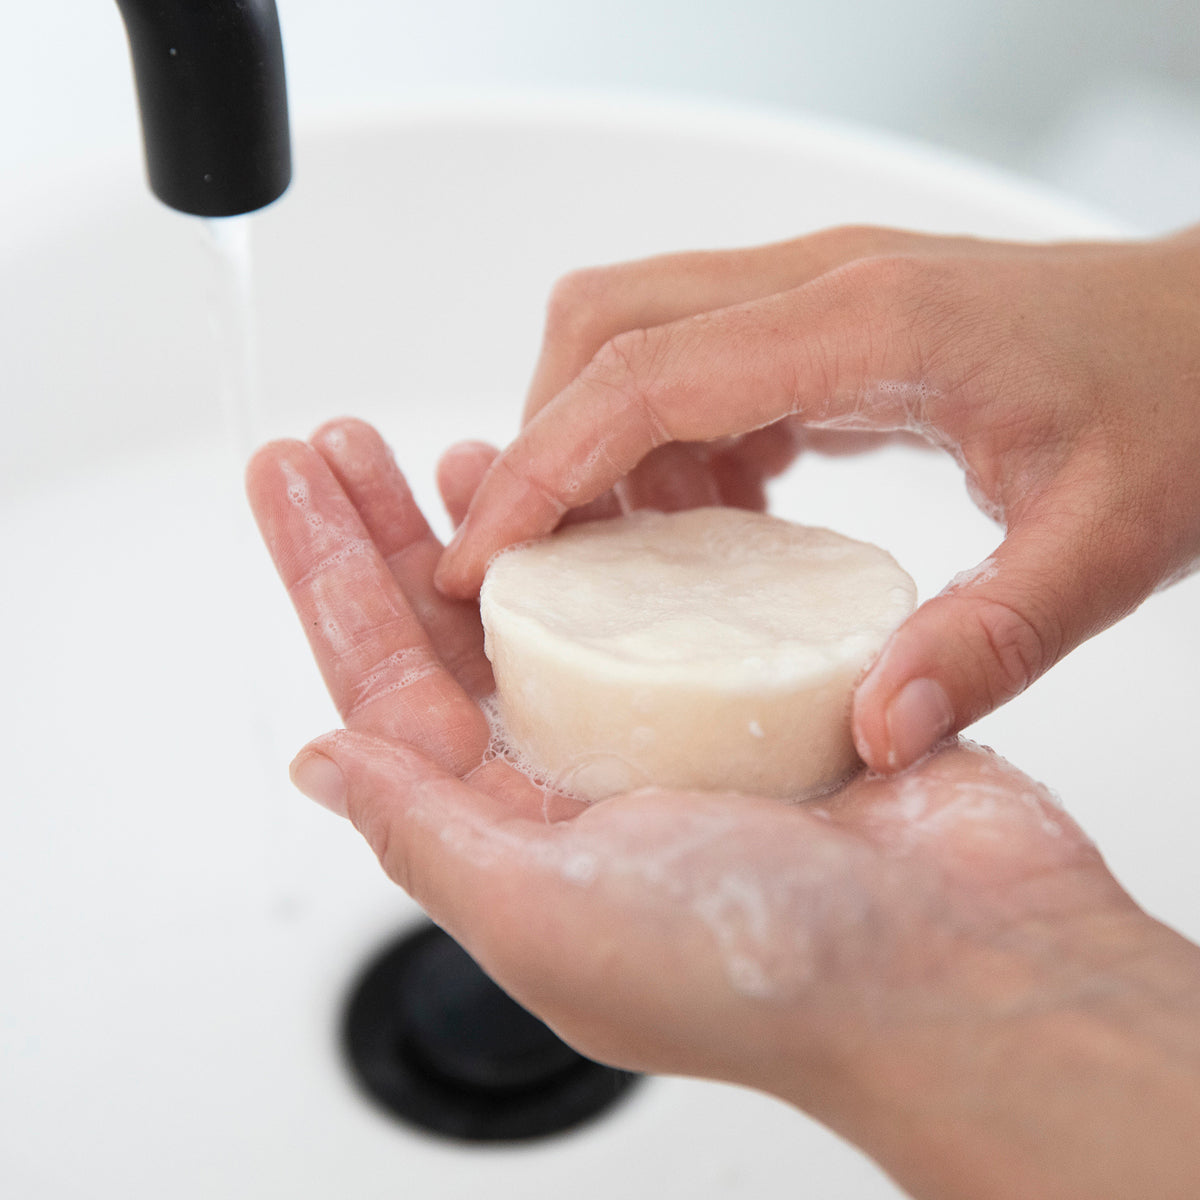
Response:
[248, 418, 1133, 1105]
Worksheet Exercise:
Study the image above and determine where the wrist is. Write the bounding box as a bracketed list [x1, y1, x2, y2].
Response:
[803, 910, 1200, 1200]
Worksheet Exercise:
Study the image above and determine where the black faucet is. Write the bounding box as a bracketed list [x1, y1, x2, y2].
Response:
[116, 0, 291, 216]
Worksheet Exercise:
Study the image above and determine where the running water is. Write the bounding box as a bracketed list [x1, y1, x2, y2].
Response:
[201, 215, 263, 464]
[195, 214, 286, 843]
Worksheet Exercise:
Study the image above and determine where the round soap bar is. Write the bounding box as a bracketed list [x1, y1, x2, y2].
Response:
[479, 507, 917, 802]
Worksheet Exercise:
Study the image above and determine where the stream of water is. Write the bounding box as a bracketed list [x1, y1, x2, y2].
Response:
[202, 215, 263, 465]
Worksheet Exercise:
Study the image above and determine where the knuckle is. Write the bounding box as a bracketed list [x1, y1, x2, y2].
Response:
[970, 596, 1059, 705]
[805, 255, 918, 349]
[350, 787, 401, 884]
[864, 252, 963, 312]
[543, 266, 620, 347]
[587, 326, 656, 393]
[836, 252, 939, 304]
[594, 325, 655, 379]
[587, 327, 673, 442]
[828, 252, 975, 373]
[804, 223, 900, 260]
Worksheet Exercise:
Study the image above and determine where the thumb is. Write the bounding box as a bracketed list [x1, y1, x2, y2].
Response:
[852, 512, 1127, 773]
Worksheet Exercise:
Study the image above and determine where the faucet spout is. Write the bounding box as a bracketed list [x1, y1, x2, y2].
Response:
[115, 0, 292, 217]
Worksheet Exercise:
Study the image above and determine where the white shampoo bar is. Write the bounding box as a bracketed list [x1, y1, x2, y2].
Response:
[479, 507, 917, 801]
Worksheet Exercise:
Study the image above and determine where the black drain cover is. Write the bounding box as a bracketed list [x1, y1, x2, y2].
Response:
[341, 922, 642, 1141]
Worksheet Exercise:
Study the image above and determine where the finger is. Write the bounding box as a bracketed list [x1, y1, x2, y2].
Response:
[310, 419, 493, 699]
[616, 442, 724, 513]
[851, 479, 1139, 773]
[436, 440, 499, 527]
[289, 729, 546, 926]
[815, 740, 1108, 892]
[525, 230, 944, 522]
[702, 423, 915, 511]
[524, 227, 959, 422]
[438, 256, 953, 597]
[614, 428, 804, 516]
[439, 440, 629, 532]
[287, 729, 826, 1080]
[246, 439, 488, 769]
[525, 246, 809, 423]
[706, 421, 804, 510]
[289, 730, 612, 1027]
[726, 420, 804, 481]
[705, 450, 769, 512]
[557, 492, 626, 526]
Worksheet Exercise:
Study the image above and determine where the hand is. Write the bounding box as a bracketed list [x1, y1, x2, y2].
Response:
[435, 226, 1200, 774]
[249, 418, 1200, 1200]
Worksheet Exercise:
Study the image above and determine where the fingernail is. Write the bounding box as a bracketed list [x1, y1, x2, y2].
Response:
[434, 535, 469, 598]
[432, 555, 454, 597]
[290, 751, 348, 818]
[441, 523, 467, 566]
[884, 678, 954, 771]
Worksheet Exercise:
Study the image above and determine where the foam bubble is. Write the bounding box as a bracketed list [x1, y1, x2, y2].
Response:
[561, 850, 600, 885]
[942, 555, 999, 595]
[281, 460, 310, 507]
[477, 693, 569, 803]
[344, 648, 441, 719]
[964, 470, 1005, 525]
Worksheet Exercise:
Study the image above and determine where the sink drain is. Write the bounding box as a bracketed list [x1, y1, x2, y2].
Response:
[341, 922, 642, 1141]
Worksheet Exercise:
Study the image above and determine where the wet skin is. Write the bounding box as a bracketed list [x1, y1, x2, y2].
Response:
[249, 417, 1200, 1200]
[434, 227, 1200, 778]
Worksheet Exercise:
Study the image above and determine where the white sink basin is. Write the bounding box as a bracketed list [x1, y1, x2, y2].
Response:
[3, 97, 1193, 1198]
